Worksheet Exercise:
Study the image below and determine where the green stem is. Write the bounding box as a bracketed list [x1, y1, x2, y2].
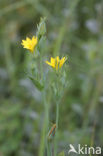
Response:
[47, 142, 51, 156]
[56, 102, 59, 131]
[39, 89, 50, 156]
[89, 121, 96, 156]
[38, 48, 49, 156]
[54, 101, 59, 156]
[40, 54, 43, 80]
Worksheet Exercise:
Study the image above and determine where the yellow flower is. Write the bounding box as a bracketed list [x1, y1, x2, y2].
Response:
[45, 56, 67, 70]
[21, 36, 38, 53]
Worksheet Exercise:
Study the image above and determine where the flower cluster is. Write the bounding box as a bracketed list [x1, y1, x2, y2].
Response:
[21, 38, 66, 70]
[21, 18, 67, 71]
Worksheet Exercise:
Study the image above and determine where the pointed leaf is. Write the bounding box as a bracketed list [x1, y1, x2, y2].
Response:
[29, 76, 44, 91]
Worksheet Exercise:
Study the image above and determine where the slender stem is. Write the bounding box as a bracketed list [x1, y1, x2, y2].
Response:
[89, 121, 96, 156]
[54, 101, 59, 156]
[56, 102, 59, 131]
[39, 90, 48, 156]
[47, 141, 51, 156]
[38, 50, 50, 156]
[39, 83, 51, 156]
[40, 54, 43, 80]
[39, 121, 46, 156]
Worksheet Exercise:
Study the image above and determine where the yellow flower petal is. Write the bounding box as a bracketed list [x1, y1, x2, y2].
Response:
[45, 60, 55, 68]
[45, 56, 67, 70]
[51, 57, 56, 68]
[21, 36, 38, 53]
[59, 57, 66, 68]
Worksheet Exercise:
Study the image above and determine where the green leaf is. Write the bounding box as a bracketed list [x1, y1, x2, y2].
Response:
[29, 76, 44, 91]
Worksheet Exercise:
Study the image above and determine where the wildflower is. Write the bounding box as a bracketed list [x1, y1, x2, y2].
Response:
[21, 36, 38, 53]
[45, 56, 66, 70]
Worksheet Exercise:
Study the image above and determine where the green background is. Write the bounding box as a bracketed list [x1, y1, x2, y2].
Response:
[0, 0, 103, 155]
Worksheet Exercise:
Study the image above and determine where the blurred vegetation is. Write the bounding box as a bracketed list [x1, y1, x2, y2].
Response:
[0, 0, 103, 156]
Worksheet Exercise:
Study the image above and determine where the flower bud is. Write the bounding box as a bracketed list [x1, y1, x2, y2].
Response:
[37, 18, 46, 37]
